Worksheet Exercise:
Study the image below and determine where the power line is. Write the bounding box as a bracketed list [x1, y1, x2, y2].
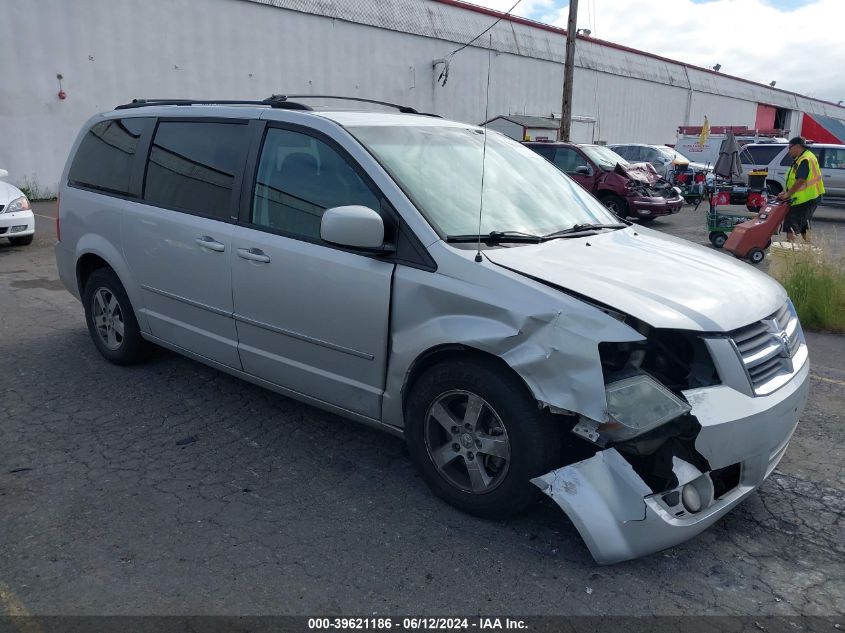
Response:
[447, 0, 524, 58]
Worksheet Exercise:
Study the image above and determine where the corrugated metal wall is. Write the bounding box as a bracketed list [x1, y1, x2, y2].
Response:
[2, 0, 844, 190]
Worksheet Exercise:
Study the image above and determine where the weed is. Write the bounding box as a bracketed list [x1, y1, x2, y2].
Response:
[16, 176, 56, 201]
[770, 237, 845, 333]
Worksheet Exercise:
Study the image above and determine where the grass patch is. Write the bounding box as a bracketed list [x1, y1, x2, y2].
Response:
[16, 175, 56, 201]
[769, 239, 845, 333]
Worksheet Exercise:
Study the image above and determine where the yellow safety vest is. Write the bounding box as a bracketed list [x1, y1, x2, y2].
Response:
[785, 149, 825, 205]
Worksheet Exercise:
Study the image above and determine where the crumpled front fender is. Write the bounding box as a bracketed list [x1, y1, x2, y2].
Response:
[381, 256, 643, 427]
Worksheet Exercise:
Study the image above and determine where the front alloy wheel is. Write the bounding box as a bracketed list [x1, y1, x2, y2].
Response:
[424, 390, 511, 494]
[405, 359, 561, 518]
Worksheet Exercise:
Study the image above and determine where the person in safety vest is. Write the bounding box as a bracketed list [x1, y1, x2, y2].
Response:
[777, 136, 825, 242]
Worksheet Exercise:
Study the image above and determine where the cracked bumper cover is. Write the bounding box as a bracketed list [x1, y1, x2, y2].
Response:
[532, 358, 810, 564]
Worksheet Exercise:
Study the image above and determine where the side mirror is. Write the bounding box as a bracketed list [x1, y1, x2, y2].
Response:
[0, 169, 8, 179]
[575, 165, 591, 175]
[320, 205, 389, 251]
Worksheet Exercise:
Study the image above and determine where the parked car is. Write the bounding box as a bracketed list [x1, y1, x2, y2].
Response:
[675, 134, 787, 168]
[524, 141, 683, 221]
[55, 98, 809, 564]
[609, 143, 709, 178]
[739, 142, 845, 201]
[0, 169, 35, 246]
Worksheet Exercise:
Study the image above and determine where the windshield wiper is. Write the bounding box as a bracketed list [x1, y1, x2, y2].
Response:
[543, 222, 627, 238]
[446, 230, 544, 243]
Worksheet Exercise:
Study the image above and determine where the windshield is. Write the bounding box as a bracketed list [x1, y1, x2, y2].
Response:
[658, 146, 690, 163]
[580, 145, 629, 171]
[348, 125, 618, 237]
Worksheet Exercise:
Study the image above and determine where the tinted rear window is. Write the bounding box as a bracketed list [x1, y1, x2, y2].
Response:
[68, 118, 147, 194]
[740, 145, 784, 165]
[143, 121, 249, 219]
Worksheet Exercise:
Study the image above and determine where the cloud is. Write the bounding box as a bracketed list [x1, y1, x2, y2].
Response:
[465, 0, 845, 103]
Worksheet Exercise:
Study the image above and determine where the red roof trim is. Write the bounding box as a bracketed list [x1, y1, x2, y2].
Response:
[430, 0, 845, 111]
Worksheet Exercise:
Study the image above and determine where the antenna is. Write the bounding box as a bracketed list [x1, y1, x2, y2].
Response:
[475, 35, 493, 263]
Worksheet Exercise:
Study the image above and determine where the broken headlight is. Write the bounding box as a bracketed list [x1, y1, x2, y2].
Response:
[604, 374, 691, 440]
[574, 374, 691, 445]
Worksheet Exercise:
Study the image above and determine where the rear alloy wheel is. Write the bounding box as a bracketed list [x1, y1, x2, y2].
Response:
[9, 235, 33, 246]
[82, 268, 152, 365]
[709, 231, 727, 248]
[600, 193, 628, 220]
[406, 359, 561, 518]
[748, 247, 765, 264]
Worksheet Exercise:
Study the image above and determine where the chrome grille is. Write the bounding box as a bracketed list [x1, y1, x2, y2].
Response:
[730, 302, 802, 394]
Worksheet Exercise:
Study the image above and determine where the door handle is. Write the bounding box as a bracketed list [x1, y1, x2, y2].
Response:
[237, 247, 271, 263]
[195, 236, 226, 252]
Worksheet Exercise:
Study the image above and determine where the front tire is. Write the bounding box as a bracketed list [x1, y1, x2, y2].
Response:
[599, 193, 629, 220]
[82, 268, 151, 365]
[9, 235, 33, 246]
[405, 359, 561, 518]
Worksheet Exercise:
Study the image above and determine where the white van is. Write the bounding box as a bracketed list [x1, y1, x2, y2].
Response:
[675, 135, 787, 169]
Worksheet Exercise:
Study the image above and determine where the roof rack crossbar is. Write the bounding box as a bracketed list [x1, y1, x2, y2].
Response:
[114, 97, 312, 110]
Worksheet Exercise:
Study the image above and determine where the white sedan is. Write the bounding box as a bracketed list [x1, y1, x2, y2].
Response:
[0, 169, 35, 246]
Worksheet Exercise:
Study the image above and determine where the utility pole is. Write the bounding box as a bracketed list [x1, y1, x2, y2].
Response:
[559, 0, 579, 141]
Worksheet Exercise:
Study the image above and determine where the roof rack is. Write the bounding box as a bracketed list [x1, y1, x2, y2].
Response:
[114, 96, 312, 110]
[115, 95, 439, 117]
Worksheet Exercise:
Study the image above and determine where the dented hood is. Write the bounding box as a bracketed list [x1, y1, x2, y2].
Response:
[616, 162, 659, 185]
[484, 227, 785, 332]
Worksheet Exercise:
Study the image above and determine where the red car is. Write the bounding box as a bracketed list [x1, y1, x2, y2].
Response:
[524, 142, 684, 221]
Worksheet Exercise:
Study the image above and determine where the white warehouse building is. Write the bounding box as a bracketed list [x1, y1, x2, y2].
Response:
[3, 0, 845, 193]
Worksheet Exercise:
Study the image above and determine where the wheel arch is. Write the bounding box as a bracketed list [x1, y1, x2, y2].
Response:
[73, 235, 149, 333]
[401, 344, 541, 420]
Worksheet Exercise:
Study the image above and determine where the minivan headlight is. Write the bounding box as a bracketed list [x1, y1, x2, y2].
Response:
[4, 195, 31, 214]
[599, 374, 691, 442]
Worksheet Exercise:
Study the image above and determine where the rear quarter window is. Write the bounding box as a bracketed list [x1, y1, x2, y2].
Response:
[68, 118, 148, 194]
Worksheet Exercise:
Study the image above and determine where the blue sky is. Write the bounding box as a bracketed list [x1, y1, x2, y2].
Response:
[469, 0, 844, 103]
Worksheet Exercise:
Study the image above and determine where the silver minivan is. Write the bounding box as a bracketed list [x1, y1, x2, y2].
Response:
[55, 98, 810, 564]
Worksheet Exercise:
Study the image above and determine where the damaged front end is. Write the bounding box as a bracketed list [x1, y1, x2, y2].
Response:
[532, 312, 810, 564]
[616, 163, 683, 217]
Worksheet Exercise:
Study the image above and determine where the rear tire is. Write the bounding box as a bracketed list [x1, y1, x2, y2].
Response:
[405, 358, 561, 519]
[748, 248, 765, 264]
[82, 268, 151, 365]
[599, 193, 629, 220]
[9, 235, 33, 246]
[709, 232, 727, 248]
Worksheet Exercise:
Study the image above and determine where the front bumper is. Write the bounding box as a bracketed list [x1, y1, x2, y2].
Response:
[0, 210, 35, 237]
[533, 356, 810, 564]
[627, 195, 683, 217]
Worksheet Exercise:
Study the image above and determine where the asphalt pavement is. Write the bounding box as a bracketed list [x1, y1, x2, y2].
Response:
[0, 202, 842, 618]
